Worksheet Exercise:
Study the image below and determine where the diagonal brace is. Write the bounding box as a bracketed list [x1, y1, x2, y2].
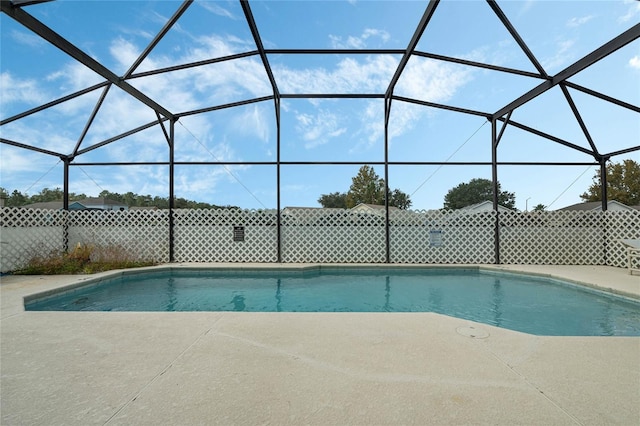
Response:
[1, 1, 175, 120]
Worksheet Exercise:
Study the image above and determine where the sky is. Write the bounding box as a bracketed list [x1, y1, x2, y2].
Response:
[0, 0, 639, 211]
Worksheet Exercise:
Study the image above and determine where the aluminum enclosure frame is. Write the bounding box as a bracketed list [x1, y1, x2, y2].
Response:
[1, 0, 639, 263]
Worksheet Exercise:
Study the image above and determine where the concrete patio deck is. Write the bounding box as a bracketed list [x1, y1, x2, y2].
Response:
[1, 264, 639, 425]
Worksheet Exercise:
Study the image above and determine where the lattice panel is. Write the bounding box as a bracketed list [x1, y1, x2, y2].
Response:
[173, 209, 278, 262]
[499, 211, 605, 265]
[1, 207, 638, 272]
[68, 209, 170, 262]
[605, 210, 640, 268]
[390, 210, 495, 263]
[281, 208, 386, 262]
[0, 208, 66, 272]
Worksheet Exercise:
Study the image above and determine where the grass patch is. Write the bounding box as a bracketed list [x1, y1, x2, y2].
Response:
[15, 243, 156, 275]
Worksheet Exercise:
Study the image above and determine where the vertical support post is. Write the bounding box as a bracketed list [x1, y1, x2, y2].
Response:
[169, 119, 175, 262]
[491, 118, 500, 264]
[600, 158, 608, 212]
[276, 98, 282, 263]
[63, 157, 70, 210]
[62, 157, 70, 252]
[384, 97, 391, 263]
[599, 157, 609, 265]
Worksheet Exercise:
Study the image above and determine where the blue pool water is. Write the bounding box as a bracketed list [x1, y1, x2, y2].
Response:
[25, 267, 640, 336]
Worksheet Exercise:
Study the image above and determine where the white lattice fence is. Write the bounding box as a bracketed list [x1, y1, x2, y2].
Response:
[390, 210, 496, 263]
[281, 209, 386, 262]
[0, 208, 66, 272]
[68, 209, 170, 262]
[499, 211, 606, 265]
[1, 207, 638, 272]
[173, 209, 278, 262]
[605, 210, 640, 268]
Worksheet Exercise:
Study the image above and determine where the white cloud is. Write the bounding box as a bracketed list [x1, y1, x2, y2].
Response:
[395, 58, 473, 103]
[0, 118, 76, 156]
[115, 25, 155, 41]
[0, 147, 63, 194]
[619, 0, 640, 23]
[386, 102, 423, 140]
[517, 0, 535, 18]
[46, 61, 104, 92]
[295, 110, 347, 149]
[330, 28, 391, 49]
[198, 1, 237, 19]
[109, 37, 144, 72]
[229, 104, 272, 143]
[274, 55, 472, 151]
[354, 58, 475, 145]
[0, 72, 48, 107]
[357, 100, 385, 147]
[567, 15, 594, 28]
[191, 34, 251, 59]
[275, 55, 397, 94]
[542, 39, 576, 71]
[0, 145, 52, 175]
[630, 55, 640, 70]
[10, 29, 46, 48]
[120, 35, 271, 110]
[85, 90, 159, 142]
[24, 35, 270, 166]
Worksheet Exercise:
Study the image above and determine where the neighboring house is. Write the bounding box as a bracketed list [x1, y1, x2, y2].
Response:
[20, 201, 66, 210]
[78, 197, 128, 211]
[557, 200, 638, 212]
[282, 205, 399, 226]
[21, 197, 128, 211]
[351, 203, 400, 215]
[281, 207, 345, 226]
[129, 206, 158, 210]
[548, 200, 639, 228]
[460, 200, 513, 213]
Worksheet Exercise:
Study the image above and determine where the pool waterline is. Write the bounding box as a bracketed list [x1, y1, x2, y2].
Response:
[22, 263, 640, 305]
[23, 264, 640, 337]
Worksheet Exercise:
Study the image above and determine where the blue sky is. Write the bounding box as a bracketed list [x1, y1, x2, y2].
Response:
[1, 0, 638, 211]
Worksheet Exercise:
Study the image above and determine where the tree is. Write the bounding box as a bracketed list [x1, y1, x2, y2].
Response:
[388, 189, 412, 210]
[29, 187, 64, 203]
[532, 204, 546, 212]
[26, 187, 86, 203]
[580, 159, 640, 206]
[8, 189, 29, 207]
[345, 165, 385, 208]
[317, 191, 348, 208]
[443, 178, 516, 210]
[0, 188, 29, 206]
[1, 187, 228, 209]
[318, 165, 412, 210]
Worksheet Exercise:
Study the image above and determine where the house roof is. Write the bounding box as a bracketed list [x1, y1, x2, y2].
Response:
[460, 201, 513, 212]
[21, 197, 127, 210]
[21, 201, 64, 210]
[352, 203, 400, 211]
[557, 200, 638, 211]
[282, 206, 344, 212]
[79, 197, 127, 207]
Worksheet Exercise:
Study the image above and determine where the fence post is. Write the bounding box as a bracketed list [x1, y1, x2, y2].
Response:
[63, 157, 70, 252]
[602, 210, 608, 266]
[491, 118, 500, 264]
[169, 119, 175, 262]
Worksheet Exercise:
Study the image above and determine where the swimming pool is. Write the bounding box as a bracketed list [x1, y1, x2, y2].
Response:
[25, 267, 640, 336]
